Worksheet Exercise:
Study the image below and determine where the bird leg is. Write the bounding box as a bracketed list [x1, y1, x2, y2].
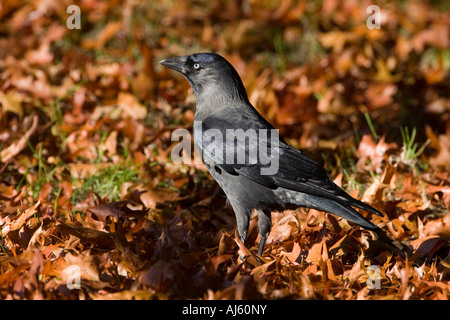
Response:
[257, 209, 272, 256]
[234, 208, 250, 246]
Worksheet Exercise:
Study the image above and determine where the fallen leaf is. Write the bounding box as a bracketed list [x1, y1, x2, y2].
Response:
[117, 92, 147, 120]
[26, 40, 53, 65]
[411, 235, 448, 259]
[3, 201, 40, 236]
[422, 211, 450, 239]
[0, 91, 23, 117]
[89, 201, 147, 222]
[56, 221, 118, 248]
[82, 21, 123, 49]
[1, 114, 39, 162]
[356, 135, 397, 172]
[68, 163, 111, 179]
[282, 241, 302, 265]
[140, 189, 179, 209]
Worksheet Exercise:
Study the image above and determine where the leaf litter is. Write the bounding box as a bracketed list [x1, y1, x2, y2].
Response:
[0, 0, 449, 300]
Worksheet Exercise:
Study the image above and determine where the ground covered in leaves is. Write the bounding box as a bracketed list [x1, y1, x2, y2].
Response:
[0, 0, 449, 300]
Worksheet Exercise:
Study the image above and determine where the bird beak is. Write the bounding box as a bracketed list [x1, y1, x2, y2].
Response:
[159, 56, 188, 74]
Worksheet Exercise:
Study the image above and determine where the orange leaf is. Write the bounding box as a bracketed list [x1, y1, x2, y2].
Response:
[4, 201, 40, 235]
[282, 241, 302, 265]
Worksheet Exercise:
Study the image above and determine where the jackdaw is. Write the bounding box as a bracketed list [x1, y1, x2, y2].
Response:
[160, 53, 383, 256]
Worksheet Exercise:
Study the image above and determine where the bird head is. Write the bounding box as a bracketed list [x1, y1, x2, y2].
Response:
[160, 53, 249, 103]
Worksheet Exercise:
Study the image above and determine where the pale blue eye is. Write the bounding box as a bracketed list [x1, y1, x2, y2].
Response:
[193, 63, 200, 70]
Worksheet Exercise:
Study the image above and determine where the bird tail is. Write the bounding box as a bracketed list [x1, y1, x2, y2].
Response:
[302, 194, 381, 231]
[347, 197, 383, 217]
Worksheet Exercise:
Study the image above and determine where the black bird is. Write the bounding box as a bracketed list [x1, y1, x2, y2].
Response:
[160, 53, 383, 256]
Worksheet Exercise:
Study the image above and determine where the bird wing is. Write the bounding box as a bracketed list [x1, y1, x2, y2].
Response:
[196, 108, 382, 216]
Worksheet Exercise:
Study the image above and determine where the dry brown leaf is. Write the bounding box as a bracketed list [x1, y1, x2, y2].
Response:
[411, 23, 449, 53]
[319, 31, 360, 53]
[68, 163, 111, 179]
[26, 40, 53, 65]
[317, 84, 346, 114]
[117, 92, 147, 120]
[92, 290, 159, 300]
[251, 259, 277, 278]
[104, 130, 118, 156]
[281, 241, 302, 265]
[266, 211, 299, 245]
[2, 201, 40, 236]
[362, 161, 397, 206]
[371, 59, 403, 82]
[205, 254, 234, 277]
[0, 91, 23, 118]
[411, 235, 448, 259]
[81, 21, 123, 50]
[305, 240, 324, 265]
[138, 261, 176, 291]
[0, 114, 38, 163]
[56, 221, 118, 248]
[89, 201, 147, 222]
[356, 135, 397, 172]
[234, 230, 261, 267]
[422, 211, 450, 239]
[429, 129, 450, 168]
[140, 189, 179, 209]
[365, 83, 398, 108]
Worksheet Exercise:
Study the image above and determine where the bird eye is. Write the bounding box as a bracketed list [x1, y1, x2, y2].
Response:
[193, 63, 201, 70]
